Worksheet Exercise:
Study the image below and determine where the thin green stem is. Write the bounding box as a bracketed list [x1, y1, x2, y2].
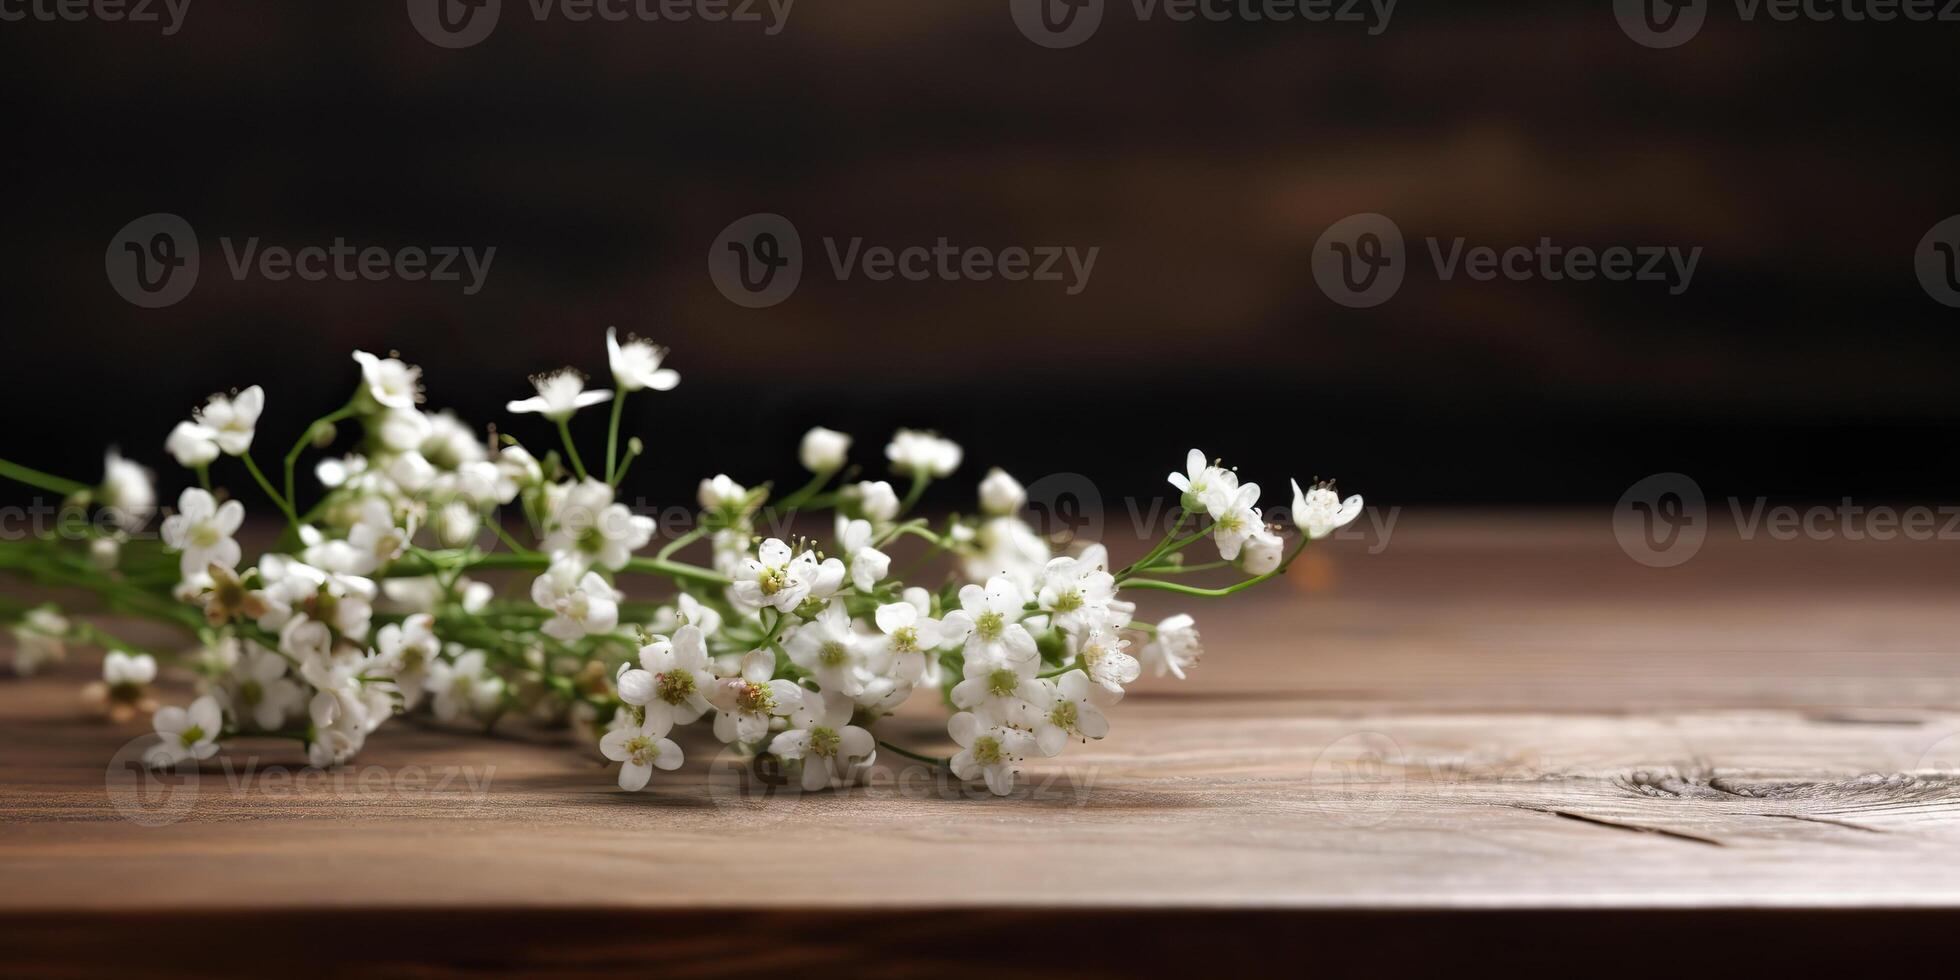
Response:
[897, 474, 930, 516]
[876, 738, 951, 768]
[657, 524, 710, 560]
[557, 419, 589, 481]
[283, 401, 357, 517]
[0, 458, 88, 497]
[1038, 659, 1084, 679]
[241, 454, 298, 526]
[1121, 539, 1310, 598]
[605, 390, 626, 482]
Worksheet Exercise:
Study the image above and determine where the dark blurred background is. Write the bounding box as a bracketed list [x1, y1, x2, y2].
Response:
[3, 1, 1957, 512]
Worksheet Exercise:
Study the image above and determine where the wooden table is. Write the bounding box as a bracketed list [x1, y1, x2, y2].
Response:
[4, 512, 1960, 975]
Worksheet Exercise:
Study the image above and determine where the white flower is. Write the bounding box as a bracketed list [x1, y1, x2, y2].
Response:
[799, 426, 851, 473]
[376, 408, 432, 453]
[1167, 448, 1240, 518]
[420, 411, 485, 469]
[948, 711, 1033, 797]
[1028, 671, 1110, 756]
[1140, 613, 1203, 680]
[1291, 478, 1364, 540]
[1207, 482, 1264, 561]
[146, 695, 223, 768]
[978, 467, 1025, 516]
[962, 516, 1051, 595]
[835, 517, 890, 592]
[940, 575, 1039, 671]
[345, 497, 415, 574]
[193, 385, 265, 456]
[495, 445, 543, 492]
[165, 420, 220, 468]
[950, 648, 1040, 723]
[351, 350, 421, 410]
[256, 557, 377, 642]
[885, 429, 962, 478]
[530, 557, 621, 642]
[873, 598, 945, 685]
[709, 649, 813, 744]
[506, 368, 611, 421]
[98, 449, 155, 531]
[606, 328, 680, 393]
[101, 650, 157, 688]
[1036, 546, 1118, 633]
[696, 473, 750, 512]
[852, 480, 900, 523]
[10, 607, 68, 676]
[617, 625, 716, 730]
[650, 592, 723, 640]
[770, 690, 876, 792]
[370, 613, 440, 709]
[434, 500, 479, 548]
[600, 714, 682, 791]
[160, 488, 244, 580]
[542, 479, 653, 571]
[1240, 527, 1284, 574]
[1074, 612, 1139, 698]
[425, 649, 504, 723]
[315, 454, 368, 490]
[784, 604, 869, 697]
[221, 642, 305, 730]
[730, 538, 820, 614]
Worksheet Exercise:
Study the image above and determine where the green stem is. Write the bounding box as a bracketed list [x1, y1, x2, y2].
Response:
[557, 419, 589, 481]
[241, 454, 298, 526]
[1038, 659, 1084, 679]
[1122, 539, 1310, 598]
[0, 458, 88, 497]
[605, 391, 626, 483]
[657, 524, 710, 561]
[897, 474, 930, 516]
[284, 401, 358, 517]
[387, 550, 730, 588]
[876, 738, 951, 768]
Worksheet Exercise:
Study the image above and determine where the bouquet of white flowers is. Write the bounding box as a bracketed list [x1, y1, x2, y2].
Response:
[0, 331, 1363, 796]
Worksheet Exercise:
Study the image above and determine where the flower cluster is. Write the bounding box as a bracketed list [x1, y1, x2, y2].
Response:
[0, 334, 1362, 797]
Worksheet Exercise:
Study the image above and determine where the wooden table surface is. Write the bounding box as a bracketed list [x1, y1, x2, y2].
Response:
[5, 511, 1960, 974]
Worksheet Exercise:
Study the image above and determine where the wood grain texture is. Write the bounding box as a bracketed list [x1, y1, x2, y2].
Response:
[4, 512, 1960, 971]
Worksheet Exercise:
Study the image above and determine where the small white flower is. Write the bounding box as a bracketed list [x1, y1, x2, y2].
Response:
[978, 467, 1026, 516]
[885, 429, 962, 479]
[192, 385, 265, 457]
[606, 327, 680, 393]
[1074, 612, 1139, 699]
[1140, 613, 1203, 680]
[315, 454, 368, 490]
[370, 614, 440, 709]
[835, 517, 890, 593]
[345, 497, 415, 574]
[649, 592, 723, 639]
[1167, 448, 1240, 518]
[542, 479, 653, 572]
[160, 488, 244, 580]
[101, 650, 157, 688]
[948, 711, 1033, 797]
[617, 625, 716, 730]
[351, 350, 422, 410]
[697, 473, 750, 513]
[506, 368, 611, 421]
[434, 500, 479, 548]
[146, 695, 223, 768]
[600, 714, 682, 791]
[1036, 546, 1118, 633]
[1240, 527, 1284, 575]
[425, 649, 504, 722]
[873, 598, 945, 685]
[709, 649, 812, 744]
[784, 604, 869, 697]
[798, 426, 851, 473]
[10, 607, 68, 676]
[165, 420, 220, 468]
[1291, 478, 1364, 540]
[730, 538, 820, 614]
[222, 642, 305, 730]
[420, 411, 485, 469]
[950, 648, 1040, 723]
[940, 575, 1039, 671]
[530, 557, 621, 642]
[1028, 671, 1110, 757]
[1207, 482, 1264, 561]
[852, 480, 900, 523]
[98, 449, 155, 531]
[770, 690, 876, 792]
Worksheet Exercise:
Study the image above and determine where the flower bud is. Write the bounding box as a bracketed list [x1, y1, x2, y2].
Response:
[978, 467, 1026, 516]
[1240, 529, 1284, 575]
[799, 427, 852, 473]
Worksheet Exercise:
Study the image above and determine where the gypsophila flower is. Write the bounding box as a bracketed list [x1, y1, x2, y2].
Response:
[950, 647, 1040, 723]
[425, 649, 504, 723]
[835, 517, 891, 593]
[1167, 448, 1239, 517]
[193, 385, 264, 456]
[371, 613, 440, 709]
[1029, 671, 1110, 756]
[165, 420, 220, 468]
[507, 368, 611, 421]
[770, 690, 875, 792]
[873, 597, 944, 685]
[160, 488, 244, 580]
[851, 480, 900, 523]
[531, 557, 621, 642]
[697, 473, 750, 513]
[542, 479, 653, 572]
[949, 711, 1033, 797]
[145, 695, 222, 768]
[607, 328, 680, 393]
[219, 641, 305, 731]
[1037, 546, 1119, 633]
[1207, 482, 1264, 561]
[978, 467, 1025, 516]
[1292, 478, 1364, 540]
[98, 449, 155, 531]
[710, 649, 813, 744]
[618, 625, 715, 730]
[10, 607, 68, 676]
[941, 575, 1039, 671]
[1140, 613, 1203, 680]
[601, 714, 682, 791]
[352, 350, 422, 410]
[785, 604, 870, 697]
[1240, 528, 1284, 575]
[886, 429, 962, 479]
[799, 426, 851, 473]
[731, 538, 820, 614]
[1074, 610, 1140, 699]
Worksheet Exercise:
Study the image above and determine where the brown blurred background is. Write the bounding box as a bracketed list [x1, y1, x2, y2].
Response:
[2, 1, 1956, 511]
